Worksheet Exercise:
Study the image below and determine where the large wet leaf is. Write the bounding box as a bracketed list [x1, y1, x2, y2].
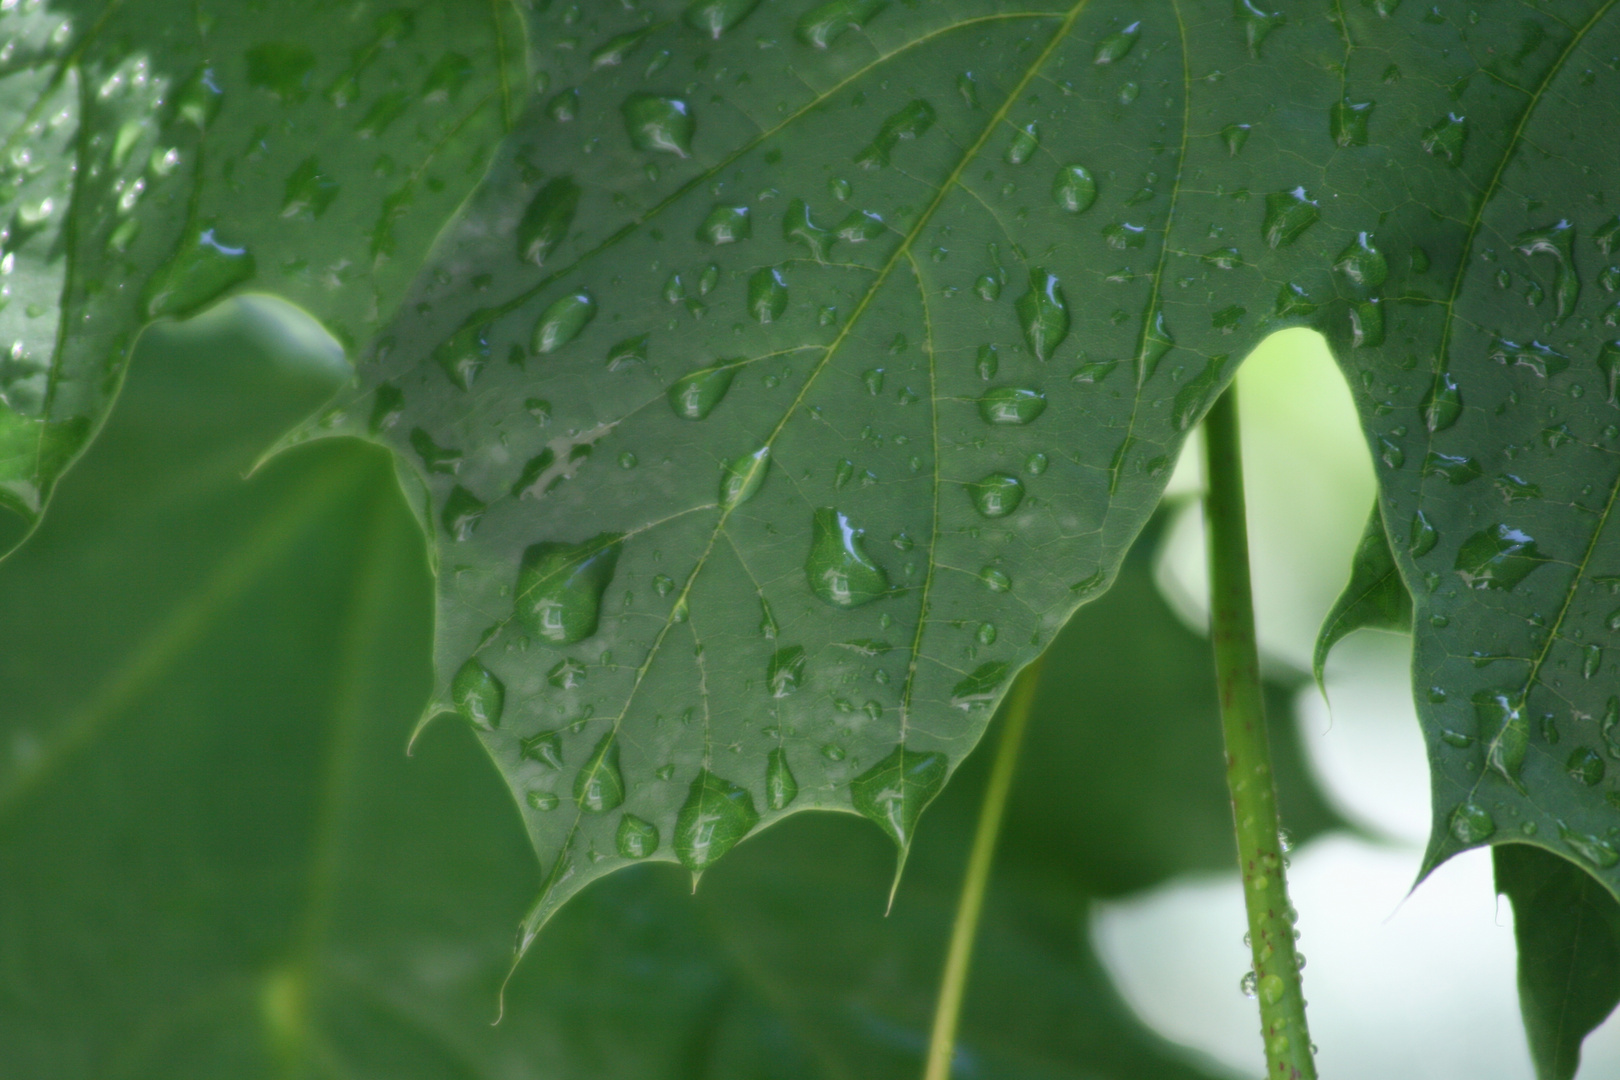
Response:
[0, 300, 1269, 1078]
[0, 0, 517, 548]
[288, 0, 1620, 947]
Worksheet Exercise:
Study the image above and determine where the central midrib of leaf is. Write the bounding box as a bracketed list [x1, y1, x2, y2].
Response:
[513, 4, 1092, 951]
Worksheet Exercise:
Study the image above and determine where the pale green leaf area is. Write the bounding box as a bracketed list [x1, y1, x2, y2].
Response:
[0, 295, 1353, 1078]
[281, 0, 1620, 954]
[0, 0, 517, 549]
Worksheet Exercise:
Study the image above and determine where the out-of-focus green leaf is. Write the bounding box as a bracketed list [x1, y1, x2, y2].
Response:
[0, 0, 517, 547]
[1313, 504, 1412, 689]
[1496, 843, 1620, 1080]
[0, 296, 1259, 1079]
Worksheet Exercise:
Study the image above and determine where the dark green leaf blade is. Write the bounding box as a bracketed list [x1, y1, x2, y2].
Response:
[1496, 843, 1620, 1080]
[1313, 503, 1413, 689]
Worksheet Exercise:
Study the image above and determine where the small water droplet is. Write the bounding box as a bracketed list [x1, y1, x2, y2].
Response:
[1409, 510, 1437, 556]
[1475, 690, 1529, 786]
[976, 344, 999, 381]
[980, 567, 1011, 593]
[1421, 451, 1481, 485]
[854, 98, 936, 169]
[441, 486, 487, 540]
[684, 0, 763, 38]
[546, 87, 580, 122]
[1515, 220, 1580, 322]
[667, 363, 738, 419]
[1559, 821, 1620, 869]
[1568, 747, 1606, 786]
[1333, 232, 1388, 289]
[1004, 122, 1039, 165]
[720, 447, 770, 507]
[698, 203, 751, 245]
[1449, 801, 1495, 843]
[452, 659, 504, 729]
[783, 197, 835, 259]
[768, 645, 806, 698]
[1262, 187, 1319, 249]
[1330, 98, 1372, 146]
[967, 473, 1025, 518]
[1093, 21, 1141, 64]
[1422, 373, 1462, 432]
[616, 813, 659, 857]
[766, 747, 798, 809]
[1015, 268, 1069, 360]
[1421, 113, 1467, 164]
[974, 274, 1002, 301]
[143, 227, 255, 319]
[575, 733, 626, 813]
[1240, 970, 1258, 997]
[531, 290, 597, 353]
[622, 93, 695, 157]
[748, 266, 788, 322]
[1051, 164, 1097, 213]
[795, 0, 889, 49]
[978, 386, 1047, 425]
[517, 177, 581, 267]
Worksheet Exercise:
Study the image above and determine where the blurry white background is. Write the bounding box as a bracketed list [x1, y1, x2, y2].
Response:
[1090, 330, 1620, 1079]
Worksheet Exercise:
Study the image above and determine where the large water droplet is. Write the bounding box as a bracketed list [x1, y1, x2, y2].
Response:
[768, 645, 806, 697]
[1475, 690, 1528, 787]
[1421, 113, 1467, 164]
[806, 508, 888, 608]
[410, 428, 462, 475]
[1141, 304, 1175, 381]
[1598, 341, 1620, 404]
[967, 473, 1025, 518]
[521, 730, 564, 769]
[1454, 524, 1546, 591]
[575, 732, 626, 813]
[143, 228, 256, 319]
[280, 156, 339, 219]
[531, 290, 597, 353]
[1568, 746, 1606, 786]
[675, 770, 759, 872]
[616, 813, 659, 857]
[622, 94, 694, 157]
[668, 363, 738, 419]
[1448, 801, 1495, 843]
[795, 0, 889, 49]
[720, 447, 770, 507]
[452, 658, 504, 729]
[851, 744, 947, 852]
[748, 266, 788, 322]
[1220, 123, 1251, 156]
[1052, 164, 1097, 213]
[766, 748, 798, 810]
[685, 0, 764, 38]
[515, 533, 623, 643]
[517, 177, 581, 266]
[854, 99, 935, 169]
[978, 386, 1047, 425]
[836, 209, 886, 243]
[1262, 187, 1319, 249]
[1559, 821, 1620, 869]
[1333, 232, 1388, 289]
[1093, 21, 1141, 64]
[1016, 269, 1068, 360]
[698, 203, 751, 245]
[1422, 373, 1462, 431]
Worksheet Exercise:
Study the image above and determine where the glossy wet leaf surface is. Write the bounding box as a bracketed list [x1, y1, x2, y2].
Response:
[288, 0, 1620, 945]
[0, 305, 1305, 1077]
[0, 0, 516, 547]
